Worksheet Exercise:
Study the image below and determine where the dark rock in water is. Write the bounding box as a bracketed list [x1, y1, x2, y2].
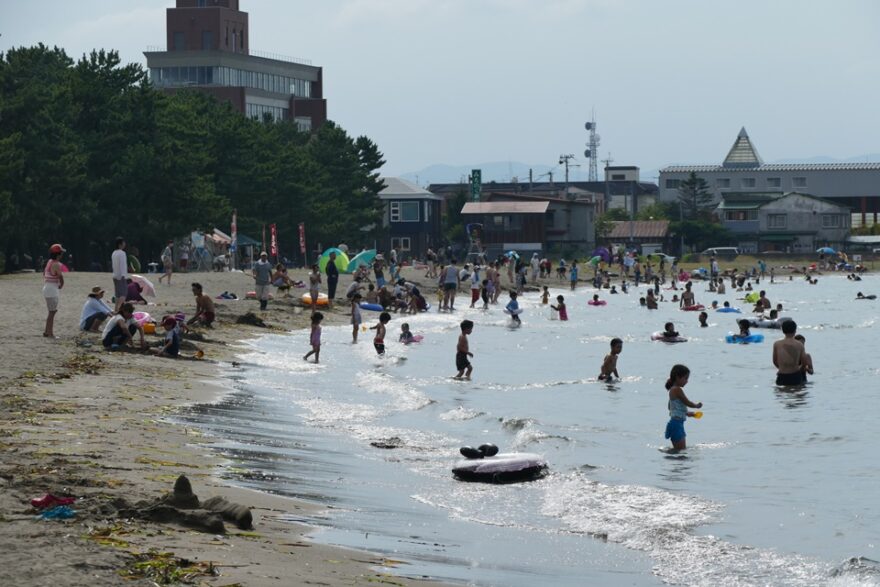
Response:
[459, 446, 484, 459]
[478, 443, 499, 457]
[236, 312, 267, 327]
[371, 437, 404, 449]
[202, 495, 253, 530]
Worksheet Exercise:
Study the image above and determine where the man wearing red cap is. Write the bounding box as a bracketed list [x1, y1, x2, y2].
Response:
[42, 244, 65, 338]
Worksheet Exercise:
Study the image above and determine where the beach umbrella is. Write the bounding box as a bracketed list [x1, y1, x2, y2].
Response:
[130, 274, 157, 297]
[592, 247, 611, 263]
[588, 255, 602, 266]
[347, 249, 377, 272]
[816, 247, 835, 254]
[319, 248, 350, 273]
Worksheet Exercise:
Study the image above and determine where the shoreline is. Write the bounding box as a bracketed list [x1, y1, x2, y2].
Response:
[0, 270, 458, 587]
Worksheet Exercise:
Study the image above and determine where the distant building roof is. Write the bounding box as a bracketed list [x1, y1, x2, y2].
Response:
[486, 191, 596, 206]
[723, 127, 763, 168]
[662, 163, 880, 173]
[717, 191, 850, 211]
[608, 220, 670, 239]
[379, 177, 443, 200]
[429, 180, 657, 198]
[461, 201, 550, 214]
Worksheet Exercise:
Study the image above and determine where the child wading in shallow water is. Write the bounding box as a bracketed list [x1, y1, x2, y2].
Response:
[454, 319, 474, 380]
[371, 312, 391, 355]
[551, 295, 568, 321]
[303, 312, 323, 363]
[664, 364, 702, 451]
[598, 338, 622, 381]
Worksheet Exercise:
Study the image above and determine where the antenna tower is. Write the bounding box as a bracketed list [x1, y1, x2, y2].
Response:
[584, 111, 601, 182]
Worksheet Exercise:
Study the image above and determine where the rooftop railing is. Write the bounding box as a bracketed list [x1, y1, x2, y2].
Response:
[145, 46, 312, 66]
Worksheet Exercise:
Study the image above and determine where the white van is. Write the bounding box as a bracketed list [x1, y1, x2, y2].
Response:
[701, 247, 740, 258]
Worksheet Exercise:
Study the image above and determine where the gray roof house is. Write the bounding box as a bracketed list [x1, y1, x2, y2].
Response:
[717, 191, 851, 254]
[378, 177, 443, 260]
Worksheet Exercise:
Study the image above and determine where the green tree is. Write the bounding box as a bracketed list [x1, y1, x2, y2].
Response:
[594, 212, 616, 241]
[635, 202, 675, 221]
[677, 172, 715, 220]
[443, 185, 469, 242]
[603, 207, 630, 221]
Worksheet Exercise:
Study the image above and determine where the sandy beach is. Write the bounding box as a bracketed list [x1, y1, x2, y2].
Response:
[0, 267, 456, 587]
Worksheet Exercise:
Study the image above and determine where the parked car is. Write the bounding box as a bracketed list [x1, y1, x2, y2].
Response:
[701, 247, 739, 259]
[646, 252, 676, 263]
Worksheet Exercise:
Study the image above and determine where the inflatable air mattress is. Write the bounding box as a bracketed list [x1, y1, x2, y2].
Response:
[725, 333, 765, 344]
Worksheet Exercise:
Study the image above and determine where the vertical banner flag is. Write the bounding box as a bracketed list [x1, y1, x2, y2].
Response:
[470, 169, 482, 202]
[262, 224, 266, 254]
[298, 223, 306, 253]
[230, 210, 238, 253]
[270, 223, 278, 257]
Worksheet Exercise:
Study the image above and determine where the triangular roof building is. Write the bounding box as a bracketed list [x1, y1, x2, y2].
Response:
[722, 127, 763, 168]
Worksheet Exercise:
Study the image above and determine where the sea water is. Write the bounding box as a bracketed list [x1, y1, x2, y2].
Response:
[180, 275, 880, 587]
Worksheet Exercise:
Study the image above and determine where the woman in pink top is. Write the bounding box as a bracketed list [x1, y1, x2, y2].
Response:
[42, 244, 65, 338]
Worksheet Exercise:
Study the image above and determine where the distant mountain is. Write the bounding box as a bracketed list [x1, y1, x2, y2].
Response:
[398, 154, 880, 187]
[399, 161, 591, 186]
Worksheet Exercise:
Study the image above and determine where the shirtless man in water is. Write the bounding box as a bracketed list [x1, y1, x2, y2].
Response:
[680, 282, 696, 308]
[772, 319, 805, 386]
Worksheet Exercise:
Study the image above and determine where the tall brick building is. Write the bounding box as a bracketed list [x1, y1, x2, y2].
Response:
[145, 0, 326, 131]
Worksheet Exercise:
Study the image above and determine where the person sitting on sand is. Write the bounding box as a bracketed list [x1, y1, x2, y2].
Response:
[187, 282, 215, 327]
[126, 279, 147, 304]
[102, 302, 145, 350]
[364, 283, 379, 304]
[598, 338, 622, 381]
[80, 286, 114, 332]
[272, 264, 293, 297]
[151, 316, 181, 358]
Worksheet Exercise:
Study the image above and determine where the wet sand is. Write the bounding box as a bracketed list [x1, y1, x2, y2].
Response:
[0, 268, 456, 587]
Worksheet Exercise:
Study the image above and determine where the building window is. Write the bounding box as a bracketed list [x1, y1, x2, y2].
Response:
[201, 30, 213, 50]
[493, 215, 505, 227]
[822, 214, 845, 228]
[173, 32, 185, 51]
[716, 178, 731, 188]
[793, 177, 807, 188]
[741, 178, 756, 188]
[611, 174, 625, 180]
[665, 179, 681, 189]
[294, 117, 312, 132]
[390, 201, 419, 222]
[391, 237, 411, 252]
[197, 0, 206, 6]
[767, 214, 787, 229]
[767, 177, 781, 188]
[246, 103, 289, 122]
[725, 210, 757, 221]
[225, 26, 229, 46]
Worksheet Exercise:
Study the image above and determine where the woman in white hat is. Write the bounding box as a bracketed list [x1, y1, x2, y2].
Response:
[80, 286, 114, 332]
[42, 243, 65, 338]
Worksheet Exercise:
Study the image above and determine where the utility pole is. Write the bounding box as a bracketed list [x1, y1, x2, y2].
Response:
[559, 154, 575, 199]
[529, 168, 533, 193]
[601, 153, 614, 215]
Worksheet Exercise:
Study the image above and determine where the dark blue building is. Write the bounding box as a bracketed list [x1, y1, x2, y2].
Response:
[379, 178, 443, 260]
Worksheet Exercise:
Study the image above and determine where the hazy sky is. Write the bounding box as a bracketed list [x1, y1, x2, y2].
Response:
[3, 0, 880, 180]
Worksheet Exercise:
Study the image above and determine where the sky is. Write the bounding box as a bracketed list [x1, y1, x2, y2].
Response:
[3, 0, 880, 183]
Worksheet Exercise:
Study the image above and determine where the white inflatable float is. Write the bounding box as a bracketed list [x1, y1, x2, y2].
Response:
[452, 444, 547, 483]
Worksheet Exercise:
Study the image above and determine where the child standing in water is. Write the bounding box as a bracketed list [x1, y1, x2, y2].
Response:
[541, 286, 550, 305]
[598, 338, 623, 381]
[303, 312, 324, 363]
[454, 319, 474, 380]
[665, 364, 702, 451]
[569, 262, 579, 290]
[505, 291, 522, 324]
[370, 312, 391, 355]
[794, 334, 814, 381]
[480, 279, 490, 309]
[551, 295, 568, 321]
[350, 294, 363, 343]
[399, 322, 415, 344]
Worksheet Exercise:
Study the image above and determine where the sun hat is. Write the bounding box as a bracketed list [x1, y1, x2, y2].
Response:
[90, 286, 105, 296]
[161, 316, 177, 328]
[49, 243, 65, 254]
